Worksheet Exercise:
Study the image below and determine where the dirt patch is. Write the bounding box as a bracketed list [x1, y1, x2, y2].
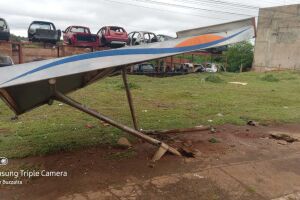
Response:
[1, 124, 300, 200]
[0, 128, 10, 134]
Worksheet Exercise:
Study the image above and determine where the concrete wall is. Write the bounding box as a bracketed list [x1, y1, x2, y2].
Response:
[253, 4, 300, 71]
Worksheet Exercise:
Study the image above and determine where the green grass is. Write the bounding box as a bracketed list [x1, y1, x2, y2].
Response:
[205, 75, 224, 83]
[116, 82, 141, 90]
[261, 74, 280, 82]
[1, 71, 300, 158]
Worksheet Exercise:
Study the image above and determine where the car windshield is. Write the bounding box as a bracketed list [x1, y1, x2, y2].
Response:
[141, 64, 154, 71]
[30, 23, 53, 31]
[0, 19, 7, 29]
[144, 33, 157, 43]
[206, 63, 212, 68]
[0, 56, 12, 66]
[132, 32, 140, 39]
[149, 33, 156, 39]
[144, 33, 150, 41]
[194, 64, 203, 67]
[149, 33, 157, 42]
[109, 27, 124, 33]
[71, 27, 89, 33]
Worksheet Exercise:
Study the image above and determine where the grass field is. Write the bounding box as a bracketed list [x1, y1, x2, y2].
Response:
[1, 71, 300, 158]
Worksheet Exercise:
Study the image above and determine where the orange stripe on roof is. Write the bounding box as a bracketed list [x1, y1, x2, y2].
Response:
[176, 34, 224, 48]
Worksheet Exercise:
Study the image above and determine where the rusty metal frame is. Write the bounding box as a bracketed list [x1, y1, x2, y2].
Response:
[49, 79, 181, 161]
[0, 89, 20, 115]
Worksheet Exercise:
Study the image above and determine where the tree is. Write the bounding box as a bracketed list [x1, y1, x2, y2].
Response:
[223, 41, 254, 72]
[10, 34, 28, 42]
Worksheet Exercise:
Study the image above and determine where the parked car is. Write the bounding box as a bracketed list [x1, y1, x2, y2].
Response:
[0, 55, 14, 67]
[97, 26, 128, 47]
[177, 63, 194, 73]
[63, 26, 98, 47]
[194, 64, 206, 73]
[128, 31, 158, 46]
[132, 62, 155, 73]
[28, 21, 61, 44]
[0, 18, 10, 41]
[204, 63, 218, 73]
[157, 34, 174, 42]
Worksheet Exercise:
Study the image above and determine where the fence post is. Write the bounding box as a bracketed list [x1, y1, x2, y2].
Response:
[18, 43, 23, 64]
[57, 46, 60, 58]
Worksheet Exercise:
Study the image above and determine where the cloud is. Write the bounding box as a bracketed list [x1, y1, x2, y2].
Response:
[0, 0, 296, 37]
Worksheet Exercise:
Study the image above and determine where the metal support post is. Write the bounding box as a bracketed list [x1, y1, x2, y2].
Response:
[122, 67, 138, 130]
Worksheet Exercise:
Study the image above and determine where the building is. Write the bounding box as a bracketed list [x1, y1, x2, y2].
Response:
[253, 4, 300, 71]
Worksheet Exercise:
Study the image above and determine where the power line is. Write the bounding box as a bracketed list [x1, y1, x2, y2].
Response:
[184, 0, 260, 10]
[129, 0, 256, 17]
[173, 0, 259, 15]
[100, 0, 238, 20]
[112, 0, 299, 21]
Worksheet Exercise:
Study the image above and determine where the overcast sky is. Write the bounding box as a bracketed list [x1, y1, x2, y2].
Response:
[1, 0, 300, 37]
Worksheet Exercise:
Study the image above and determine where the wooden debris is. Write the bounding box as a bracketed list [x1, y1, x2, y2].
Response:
[270, 133, 299, 143]
[143, 126, 211, 135]
[178, 147, 195, 158]
[247, 120, 259, 127]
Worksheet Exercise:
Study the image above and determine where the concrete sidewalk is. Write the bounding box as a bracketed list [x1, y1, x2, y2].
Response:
[57, 152, 300, 200]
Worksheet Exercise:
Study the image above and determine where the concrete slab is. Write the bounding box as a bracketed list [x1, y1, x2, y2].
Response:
[221, 153, 300, 199]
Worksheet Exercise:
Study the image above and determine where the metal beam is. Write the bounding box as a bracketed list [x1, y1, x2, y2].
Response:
[122, 67, 138, 130]
[53, 89, 181, 161]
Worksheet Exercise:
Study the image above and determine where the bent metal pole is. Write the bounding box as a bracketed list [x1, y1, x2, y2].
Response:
[53, 90, 181, 158]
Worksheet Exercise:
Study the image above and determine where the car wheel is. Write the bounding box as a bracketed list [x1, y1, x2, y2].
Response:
[134, 42, 140, 46]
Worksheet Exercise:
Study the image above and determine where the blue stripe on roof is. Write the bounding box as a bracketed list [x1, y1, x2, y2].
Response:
[1, 28, 249, 86]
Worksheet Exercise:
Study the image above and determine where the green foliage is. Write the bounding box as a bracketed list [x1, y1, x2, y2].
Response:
[10, 34, 28, 42]
[205, 75, 224, 83]
[176, 54, 211, 63]
[175, 54, 222, 64]
[261, 74, 280, 82]
[223, 41, 254, 72]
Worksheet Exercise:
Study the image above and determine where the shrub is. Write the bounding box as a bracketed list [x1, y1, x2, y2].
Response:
[261, 74, 279, 82]
[223, 41, 254, 72]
